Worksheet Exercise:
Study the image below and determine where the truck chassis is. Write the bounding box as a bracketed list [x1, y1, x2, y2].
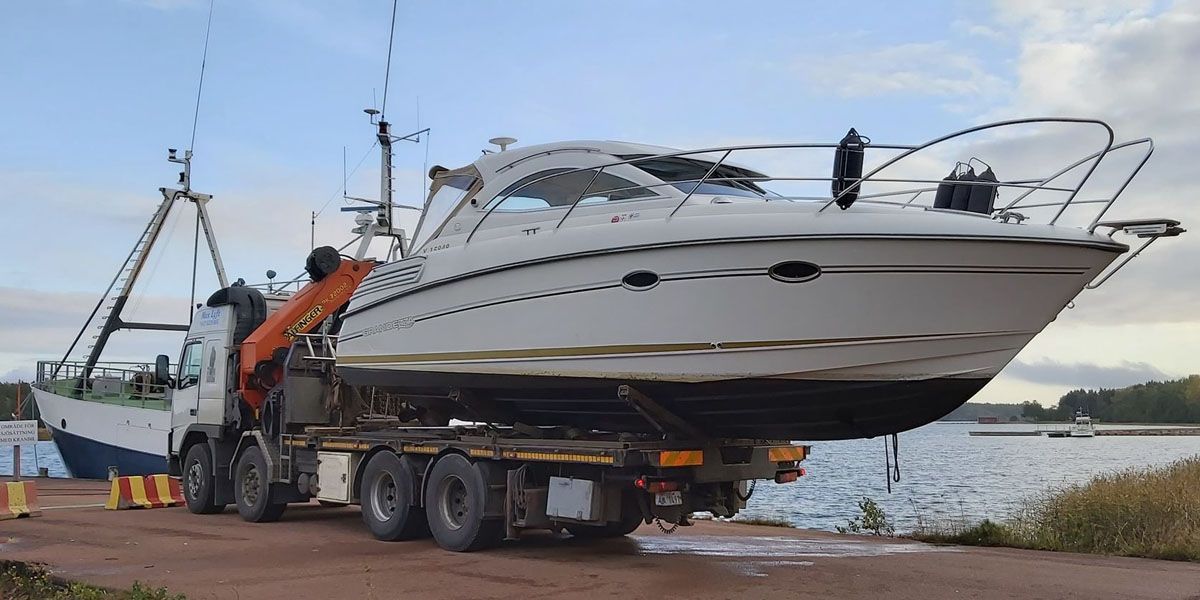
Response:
[175, 412, 808, 552]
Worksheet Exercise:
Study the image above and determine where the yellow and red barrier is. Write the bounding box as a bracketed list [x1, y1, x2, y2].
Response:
[105, 474, 184, 510]
[0, 480, 41, 520]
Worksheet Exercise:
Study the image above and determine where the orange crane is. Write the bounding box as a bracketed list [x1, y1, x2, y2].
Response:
[237, 247, 374, 412]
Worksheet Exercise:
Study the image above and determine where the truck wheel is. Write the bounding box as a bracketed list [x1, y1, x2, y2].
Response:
[183, 443, 226, 514]
[361, 452, 429, 541]
[234, 446, 287, 523]
[424, 454, 502, 552]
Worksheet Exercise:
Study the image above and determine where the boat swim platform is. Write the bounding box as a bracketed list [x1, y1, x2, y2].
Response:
[969, 427, 1200, 436]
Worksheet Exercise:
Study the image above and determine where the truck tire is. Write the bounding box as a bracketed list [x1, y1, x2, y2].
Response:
[183, 443, 226, 515]
[234, 446, 287, 523]
[424, 453, 503, 552]
[360, 452, 429, 541]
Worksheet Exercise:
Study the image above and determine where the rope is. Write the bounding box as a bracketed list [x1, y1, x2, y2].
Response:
[734, 478, 756, 502]
[189, 0, 216, 153]
[884, 433, 901, 493]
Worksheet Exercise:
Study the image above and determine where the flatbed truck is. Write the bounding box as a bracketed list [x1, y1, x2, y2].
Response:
[164, 248, 808, 552]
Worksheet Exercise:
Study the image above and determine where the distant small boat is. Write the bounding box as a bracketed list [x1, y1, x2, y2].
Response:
[1070, 410, 1096, 438]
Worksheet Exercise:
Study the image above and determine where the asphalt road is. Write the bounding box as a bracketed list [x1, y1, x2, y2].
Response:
[3, 478, 1199, 600]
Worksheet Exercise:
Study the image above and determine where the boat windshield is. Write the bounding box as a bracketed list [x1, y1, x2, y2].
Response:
[412, 171, 479, 250]
[622, 156, 776, 199]
[486, 168, 658, 211]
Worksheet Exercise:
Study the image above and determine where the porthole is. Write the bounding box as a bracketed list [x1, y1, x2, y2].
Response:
[622, 270, 661, 291]
[61, 418, 67, 430]
[768, 261, 821, 283]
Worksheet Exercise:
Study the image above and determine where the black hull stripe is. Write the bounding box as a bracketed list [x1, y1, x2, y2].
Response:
[344, 232, 1124, 318]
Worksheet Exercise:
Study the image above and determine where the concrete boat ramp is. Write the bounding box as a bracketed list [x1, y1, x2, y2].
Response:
[2, 478, 1198, 599]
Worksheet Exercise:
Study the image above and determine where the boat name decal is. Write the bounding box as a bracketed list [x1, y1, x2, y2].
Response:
[357, 316, 417, 338]
[610, 211, 640, 223]
[422, 243, 451, 254]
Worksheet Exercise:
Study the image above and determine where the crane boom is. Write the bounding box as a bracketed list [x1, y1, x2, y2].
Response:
[238, 247, 374, 411]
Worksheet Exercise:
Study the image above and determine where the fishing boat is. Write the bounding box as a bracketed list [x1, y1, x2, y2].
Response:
[30, 150, 233, 479]
[335, 118, 1183, 441]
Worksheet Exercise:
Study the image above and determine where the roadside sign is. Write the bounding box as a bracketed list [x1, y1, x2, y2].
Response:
[0, 420, 38, 445]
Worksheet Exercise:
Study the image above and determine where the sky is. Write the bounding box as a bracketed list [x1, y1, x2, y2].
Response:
[1, 0, 1197, 406]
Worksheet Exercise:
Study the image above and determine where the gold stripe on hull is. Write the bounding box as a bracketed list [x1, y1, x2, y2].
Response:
[337, 330, 1026, 366]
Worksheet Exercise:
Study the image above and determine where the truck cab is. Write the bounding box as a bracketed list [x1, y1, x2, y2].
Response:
[169, 304, 236, 457]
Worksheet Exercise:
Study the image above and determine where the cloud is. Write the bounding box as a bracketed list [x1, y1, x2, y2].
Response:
[974, 0, 1200, 327]
[1005, 358, 1170, 389]
[1, 367, 35, 383]
[799, 41, 1009, 100]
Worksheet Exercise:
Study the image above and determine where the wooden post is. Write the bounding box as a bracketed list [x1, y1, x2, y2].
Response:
[13, 381, 22, 481]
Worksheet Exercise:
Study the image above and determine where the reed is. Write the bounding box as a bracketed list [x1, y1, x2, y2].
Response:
[912, 456, 1200, 561]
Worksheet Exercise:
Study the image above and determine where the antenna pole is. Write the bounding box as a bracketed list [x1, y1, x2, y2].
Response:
[379, 120, 394, 234]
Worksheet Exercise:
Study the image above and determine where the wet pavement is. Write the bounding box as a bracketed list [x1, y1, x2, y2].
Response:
[2, 478, 1199, 599]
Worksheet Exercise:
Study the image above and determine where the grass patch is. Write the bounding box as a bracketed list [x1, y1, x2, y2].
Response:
[0, 561, 184, 600]
[911, 456, 1200, 561]
[732, 516, 796, 528]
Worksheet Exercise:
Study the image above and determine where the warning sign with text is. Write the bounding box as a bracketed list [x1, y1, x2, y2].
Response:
[0, 420, 37, 445]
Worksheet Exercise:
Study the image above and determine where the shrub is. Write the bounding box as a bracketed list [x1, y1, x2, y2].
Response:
[837, 497, 895, 537]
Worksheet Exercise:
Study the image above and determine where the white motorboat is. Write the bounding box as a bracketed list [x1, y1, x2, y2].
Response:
[335, 118, 1183, 440]
[1070, 410, 1097, 438]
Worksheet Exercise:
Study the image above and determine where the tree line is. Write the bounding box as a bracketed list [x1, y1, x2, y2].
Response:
[0, 382, 35, 420]
[1021, 375, 1200, 423]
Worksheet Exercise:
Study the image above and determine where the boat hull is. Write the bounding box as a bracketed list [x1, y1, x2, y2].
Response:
[338, 224, 1123, 440]
[31, 387, 168, 479]
[342, 367, 986, 439]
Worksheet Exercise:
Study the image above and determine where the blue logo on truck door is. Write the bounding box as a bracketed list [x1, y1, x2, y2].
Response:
[196, 308, 223, 327]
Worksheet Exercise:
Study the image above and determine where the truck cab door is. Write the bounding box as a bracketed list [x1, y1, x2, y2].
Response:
[169, 340, 204, 453]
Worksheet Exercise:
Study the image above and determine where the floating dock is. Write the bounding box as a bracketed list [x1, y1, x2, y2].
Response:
[970, 427, 1200, 437]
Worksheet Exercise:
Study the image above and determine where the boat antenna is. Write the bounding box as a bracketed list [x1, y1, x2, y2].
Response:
[380, 0, 398, 120]
[190, 0, 215, 155]
[188, 0, 216, 320]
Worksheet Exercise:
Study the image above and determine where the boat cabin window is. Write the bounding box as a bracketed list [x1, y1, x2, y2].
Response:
[624, 156, 773, 198]
[412, 173, 478, 250]
[488, 168, 656, 211]
[177, 341, 203, 389]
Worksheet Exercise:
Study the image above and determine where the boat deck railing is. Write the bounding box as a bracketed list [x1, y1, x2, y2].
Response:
[34, 360, 172, 411]
[468, 118, 1163, 241]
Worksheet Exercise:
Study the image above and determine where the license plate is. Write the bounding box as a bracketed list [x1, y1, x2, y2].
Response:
[655, 491, 682, 506]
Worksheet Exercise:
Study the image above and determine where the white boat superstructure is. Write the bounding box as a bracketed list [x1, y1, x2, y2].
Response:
[331, 118, 1183, 440]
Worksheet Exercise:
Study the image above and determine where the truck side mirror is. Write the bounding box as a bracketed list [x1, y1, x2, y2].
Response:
[155, 354, 171, 386]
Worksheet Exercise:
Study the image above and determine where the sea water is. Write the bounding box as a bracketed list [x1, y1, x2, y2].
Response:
[746, 422, 1200, 531]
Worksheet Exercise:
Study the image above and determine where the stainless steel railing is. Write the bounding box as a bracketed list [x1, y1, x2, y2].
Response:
[464, 117, 1153, 243]
[34, 360, 173, 409]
